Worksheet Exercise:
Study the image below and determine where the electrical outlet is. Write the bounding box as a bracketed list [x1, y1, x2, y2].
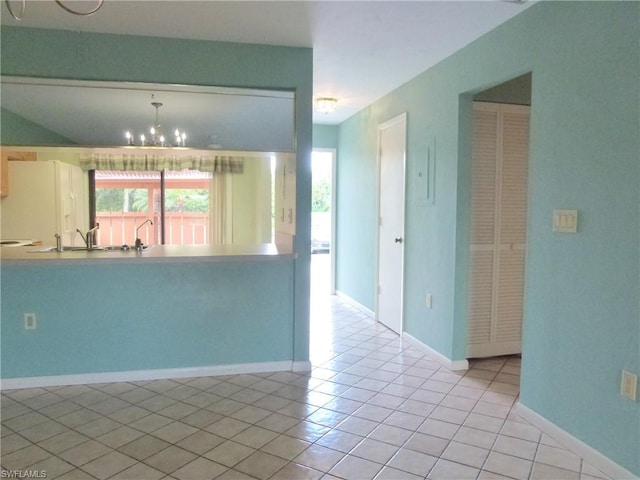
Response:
[24, 313, 37, 330]
[425, 293, 433, 309]
[621, 370, 637, 401]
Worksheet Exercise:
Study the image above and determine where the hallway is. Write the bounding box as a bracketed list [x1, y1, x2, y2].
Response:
[1, 266, 612, 479]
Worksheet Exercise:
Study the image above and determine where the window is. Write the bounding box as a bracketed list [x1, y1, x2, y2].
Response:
[164, 171, 212, 245]
[93, 170, 212, 246]
[86, 152, 280, 249]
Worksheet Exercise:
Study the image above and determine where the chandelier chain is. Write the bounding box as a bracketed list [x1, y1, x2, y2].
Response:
[126, 97, 187, 148]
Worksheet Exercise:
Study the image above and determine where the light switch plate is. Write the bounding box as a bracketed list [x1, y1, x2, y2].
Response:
[553, 209, 578, 233]
[24, 313, 37, 330]
[621, 370, 637, 401]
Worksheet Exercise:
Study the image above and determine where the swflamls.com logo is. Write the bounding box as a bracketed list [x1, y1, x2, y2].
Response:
[0, 471, 47, 479]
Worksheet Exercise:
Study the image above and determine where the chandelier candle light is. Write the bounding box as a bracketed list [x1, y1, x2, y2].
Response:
[126, 98, 187, 147]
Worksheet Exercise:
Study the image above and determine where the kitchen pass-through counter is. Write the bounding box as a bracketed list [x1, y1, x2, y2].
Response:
[1, 241, 301, 386]
[1, 242, 294, 264]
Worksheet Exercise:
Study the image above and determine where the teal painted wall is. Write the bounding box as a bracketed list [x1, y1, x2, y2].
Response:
[336, 111, 379, 307]
[1, 260, 293, 377]
[1, 27, 312, 369]
[1, 107, 73, 145]
[335, 2, 639, 474]
[312, 124, 339, 150]
[0, 27, 310, 92]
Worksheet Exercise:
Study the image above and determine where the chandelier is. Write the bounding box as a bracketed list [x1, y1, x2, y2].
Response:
[316, 97, 338, 114]
[125, 98, 187, 147]
[5, 0, 104, 21]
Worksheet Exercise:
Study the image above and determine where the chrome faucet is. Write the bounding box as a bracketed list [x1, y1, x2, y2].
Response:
[76, 224, 100, 249]
[135, 219, 153, 251]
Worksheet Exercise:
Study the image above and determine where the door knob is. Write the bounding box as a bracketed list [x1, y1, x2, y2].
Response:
[394, 237, 403, 243]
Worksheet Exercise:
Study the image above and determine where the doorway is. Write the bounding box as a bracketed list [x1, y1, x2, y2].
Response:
[376, 113, 407, 334]
[311, 149, 336, 298]
[467, 73, 532, 359]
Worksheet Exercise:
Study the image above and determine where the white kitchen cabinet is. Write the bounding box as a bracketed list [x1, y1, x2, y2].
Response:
[467, 102, 530, 358]
[1, 160, 87, 246]
[0, 150, 37, 197]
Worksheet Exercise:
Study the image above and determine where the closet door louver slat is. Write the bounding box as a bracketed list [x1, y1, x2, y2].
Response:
[500, 112, 530, 245]
[468, 250, 494, 345]
[470, 109, 498, 246]
[496, 249, 526, 344]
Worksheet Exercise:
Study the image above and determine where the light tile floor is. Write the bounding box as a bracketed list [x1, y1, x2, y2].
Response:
[1, 261, 613, 479]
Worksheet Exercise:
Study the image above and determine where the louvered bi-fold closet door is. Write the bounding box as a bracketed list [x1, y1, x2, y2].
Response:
[467, 102, 530, 358]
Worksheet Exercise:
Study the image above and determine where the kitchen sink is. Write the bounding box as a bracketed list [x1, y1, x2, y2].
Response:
[29, 246, 104, 252]
[102, 244, 154, 252]
[29, 245, 154, 253]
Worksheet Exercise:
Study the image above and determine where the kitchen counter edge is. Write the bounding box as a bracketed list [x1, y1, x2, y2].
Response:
[0, 244, 295, 265]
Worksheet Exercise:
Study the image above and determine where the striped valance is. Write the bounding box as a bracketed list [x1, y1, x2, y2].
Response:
[79, 153, 244, 174]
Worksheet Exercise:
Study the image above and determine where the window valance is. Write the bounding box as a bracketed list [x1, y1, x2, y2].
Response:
[79, 153, 244, 174]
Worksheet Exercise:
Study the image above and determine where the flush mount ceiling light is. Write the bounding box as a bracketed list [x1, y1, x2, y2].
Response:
[125, 96, 187, 147]
[5, 0, 104, 21]
[316, 97, 338, 114]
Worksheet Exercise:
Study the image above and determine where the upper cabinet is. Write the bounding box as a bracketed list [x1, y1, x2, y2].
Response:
[0, 150, 37, 197]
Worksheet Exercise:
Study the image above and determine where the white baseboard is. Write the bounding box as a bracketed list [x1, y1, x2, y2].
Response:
[402, 332, 469, 371]
[516, 403, 638, 480]
[292, 361, 312, 372]
[335, 290, 375, 317]
[1, 361, 297, 390]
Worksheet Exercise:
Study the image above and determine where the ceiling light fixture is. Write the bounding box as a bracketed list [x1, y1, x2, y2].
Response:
[125, 96, 187, 147]
[5, 0, 104, 21]
[316, 97, 338, 114]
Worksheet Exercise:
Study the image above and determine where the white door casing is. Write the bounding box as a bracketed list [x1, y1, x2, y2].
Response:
[377, 113, 407, 334]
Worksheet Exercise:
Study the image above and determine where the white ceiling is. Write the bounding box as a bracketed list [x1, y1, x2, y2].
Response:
[2, 77, 296, 150]
[1, 1, 533, 125]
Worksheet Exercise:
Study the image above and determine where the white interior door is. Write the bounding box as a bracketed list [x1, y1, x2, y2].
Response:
[377, 113, 407, 334]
